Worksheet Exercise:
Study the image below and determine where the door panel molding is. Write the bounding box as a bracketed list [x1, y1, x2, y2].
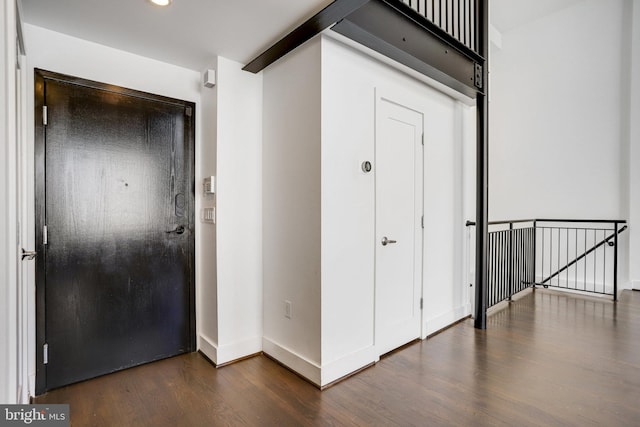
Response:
[374, 87, 424, 356]
[34, 69, 196, 394]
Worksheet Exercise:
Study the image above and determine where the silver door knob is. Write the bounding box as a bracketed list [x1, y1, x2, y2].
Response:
[21, 248, 37, 260]
[381, 237, 397, 246]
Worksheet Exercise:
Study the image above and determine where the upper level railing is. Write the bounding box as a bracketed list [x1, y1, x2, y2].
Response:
[400, 0, 479, 53]
[535, 219, 627, 298]
[467, 219, 627, 310]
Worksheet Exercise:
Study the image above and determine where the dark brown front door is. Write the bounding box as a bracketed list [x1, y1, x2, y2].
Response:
[35, 70, 195, 394]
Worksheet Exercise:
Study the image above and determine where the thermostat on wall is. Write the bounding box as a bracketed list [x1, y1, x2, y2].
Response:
[204, 176, 215, 194]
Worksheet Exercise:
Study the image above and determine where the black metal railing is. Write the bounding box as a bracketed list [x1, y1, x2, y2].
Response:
[467, 219, 627, 309]
[400, 0, 479, 52]
[535, 220, 627, 300]
[466, 220, 536, 308]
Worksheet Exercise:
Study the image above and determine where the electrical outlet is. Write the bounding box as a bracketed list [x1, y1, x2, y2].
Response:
[284, 300, 292, 319]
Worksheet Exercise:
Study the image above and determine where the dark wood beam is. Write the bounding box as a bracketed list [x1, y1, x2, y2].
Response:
[243, 0, 370, 73]
[331, 0, 481, 98]
[243, 0, 485, 101]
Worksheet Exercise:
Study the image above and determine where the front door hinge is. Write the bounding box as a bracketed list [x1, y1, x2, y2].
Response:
[43, 343, 48, 365]
[421, 216, 424, 229]
[421, 133, 424, 146]
[43, 225, 48, 245]
[420, 298, 423, 310]
[43, 106, 48, 125]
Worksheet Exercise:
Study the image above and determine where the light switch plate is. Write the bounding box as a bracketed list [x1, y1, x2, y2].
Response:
[204, 176, 215, 195]
[203, 207, 215, 223]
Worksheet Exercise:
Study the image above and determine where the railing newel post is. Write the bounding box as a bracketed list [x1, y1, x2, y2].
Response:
[614, 222, 618, 302]
[473, 0, 488, 330]
[532, 220, 537, 291]
[508, 222, 513, 301]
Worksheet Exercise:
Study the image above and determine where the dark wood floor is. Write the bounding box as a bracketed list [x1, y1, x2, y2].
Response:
[35, 289, 640, 426]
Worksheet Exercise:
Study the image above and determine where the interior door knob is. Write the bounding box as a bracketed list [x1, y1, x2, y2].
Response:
[21, 248, 37, 260]
[166, 225, 185, 235]
[381, 237, 397, 246]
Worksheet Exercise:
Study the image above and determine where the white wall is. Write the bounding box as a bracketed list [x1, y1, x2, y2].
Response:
[321, 37, 377, 383]
[262, 38, 323, 383]
[490, 0, 626, 221]
[263, 35, 472, 386]
[15, 10, 474, 395]
[22, 24, 265, 387]
[628, 0, 640, 288]
[201, 57, 263, 364]
[490, 0, 640, 291]
[198, 58, 219, 359]
[321, 36, 472, 371]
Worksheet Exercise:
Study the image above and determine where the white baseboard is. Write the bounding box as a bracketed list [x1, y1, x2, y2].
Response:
[17, 384, 29, 404]
[217, 336, 262, 365]
[262, 337, 321, 386]
[423, 304, 471, 338]
[29, 374, 35, 402]
[198, 334, 262, 366]
[198, 334, 218, 364]
[262, 338, 377, 387]
[321, 346, 377, 386]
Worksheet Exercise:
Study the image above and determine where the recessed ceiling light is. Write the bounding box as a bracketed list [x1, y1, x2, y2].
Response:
[148, 0, 171, 6]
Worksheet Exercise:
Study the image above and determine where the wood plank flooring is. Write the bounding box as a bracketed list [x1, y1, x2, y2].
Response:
[35, 289, 640, 426]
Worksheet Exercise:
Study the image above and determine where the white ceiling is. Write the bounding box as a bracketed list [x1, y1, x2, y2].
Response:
[21, 0, 585, 72]
[21, 0, 332, 71]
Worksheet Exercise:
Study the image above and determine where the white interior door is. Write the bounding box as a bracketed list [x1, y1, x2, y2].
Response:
[375, 94, 423, 357]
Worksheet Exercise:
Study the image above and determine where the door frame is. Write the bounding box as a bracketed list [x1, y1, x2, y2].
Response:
[374, 87, 425, 353]
[34, 69, 196, 394]
[16, 26, 29, 404]
[2, 0, 29, 404]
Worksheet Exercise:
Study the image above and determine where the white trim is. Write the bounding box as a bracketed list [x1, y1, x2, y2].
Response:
[17, 51, 29, 403]
[215, 336, 262, 365]
[262, 337, 321, 386]
[422, 303, 471, 338]
[198, 334, 218, 364]
[374, 87, 425, 356]
[321, 346, 378, 386]
[15, 0, 25, 55]
[1, 0, 21, 404]
[199, 335, 262, 366]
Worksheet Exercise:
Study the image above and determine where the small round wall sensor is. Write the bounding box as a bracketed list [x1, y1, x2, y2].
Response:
[361, 161, 372, 173]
